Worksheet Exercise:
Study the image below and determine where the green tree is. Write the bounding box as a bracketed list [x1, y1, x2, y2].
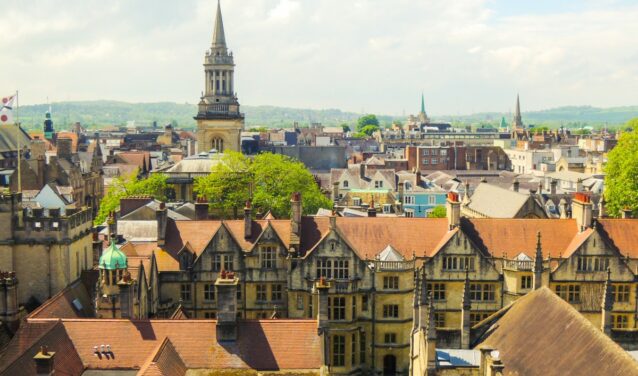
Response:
[194, 151, 332, 218]
[193, 151, 252, 218]
[95, 172, 171, 225]
[341, 123, 351, 133]
[427, 205, 447, 218]
[357, 114, 380, 135]
[605, 121, 638, 217]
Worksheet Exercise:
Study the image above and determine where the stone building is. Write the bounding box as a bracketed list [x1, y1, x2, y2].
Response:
[195, 0, 244, 154]
[0, 191, 93, 306]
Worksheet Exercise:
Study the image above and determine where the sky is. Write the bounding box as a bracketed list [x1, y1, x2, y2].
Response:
[1, 0, 637, 116]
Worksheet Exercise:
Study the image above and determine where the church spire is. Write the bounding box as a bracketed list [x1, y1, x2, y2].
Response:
[421, 92, 426, 114]
[212, 0, 227, 49]
[513, 93, 523, 129]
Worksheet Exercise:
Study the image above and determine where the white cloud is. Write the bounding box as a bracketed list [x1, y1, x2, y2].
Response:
[0, 0, 637, 115]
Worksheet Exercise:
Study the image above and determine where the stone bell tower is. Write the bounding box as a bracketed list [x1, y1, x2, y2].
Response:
[195, 0, 244, 154]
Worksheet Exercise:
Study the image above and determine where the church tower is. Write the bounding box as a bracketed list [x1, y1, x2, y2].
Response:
[195, 0, 244, 154]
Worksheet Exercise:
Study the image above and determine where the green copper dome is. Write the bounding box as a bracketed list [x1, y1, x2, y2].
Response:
[99, 241, 127, 270]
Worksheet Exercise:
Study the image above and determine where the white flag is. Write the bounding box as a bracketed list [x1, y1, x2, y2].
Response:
[1, 94, 15, 110]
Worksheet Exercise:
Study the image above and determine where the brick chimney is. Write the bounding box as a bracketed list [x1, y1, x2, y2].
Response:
[367, 197, 377, 217]
[446, 192, 460, 229]
[216, 271, 239, 342]
[550, 179, 557, 195]
[290, 192, 302, 247]
[195, 196, 209, 221]
[33, 345, 55, 376]
[572, 193, 593, 231]
[156, 202, 167, 246]
[56, 137, 73, 161]
[359, 163, 366, 179]
[244, 200, 252, 239]
[512, 179, 520, 193]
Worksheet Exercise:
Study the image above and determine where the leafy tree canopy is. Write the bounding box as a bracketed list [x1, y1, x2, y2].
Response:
[194, 151, 332, 218]
[427, 205, 447, 218]
[604, 119, 638, 217]
[357, 114, 380, 133]
[95, 172, 171, 225]
[341, 123, 351, 133]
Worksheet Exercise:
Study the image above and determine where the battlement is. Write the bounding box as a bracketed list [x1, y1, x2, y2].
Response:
[20, 206, 93, 232]
[0, 191, 22, 211]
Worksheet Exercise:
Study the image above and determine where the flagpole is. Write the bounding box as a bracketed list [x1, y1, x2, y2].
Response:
[16, 90, 21, 194]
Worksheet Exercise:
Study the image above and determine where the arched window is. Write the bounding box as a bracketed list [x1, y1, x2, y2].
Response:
[212, 137, 224, 152]
[343, 180, 349, 188]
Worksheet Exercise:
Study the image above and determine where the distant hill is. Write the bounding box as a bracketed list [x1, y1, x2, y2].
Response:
[14, 101, 638, 131]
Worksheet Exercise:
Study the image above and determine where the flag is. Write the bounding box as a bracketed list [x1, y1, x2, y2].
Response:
[0, 93, 15, 125]
[1, 94, 15, 110]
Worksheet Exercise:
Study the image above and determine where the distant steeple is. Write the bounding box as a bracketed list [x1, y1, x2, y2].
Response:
[512, 93, 524, 129]
[212, 0, 227, 50]
[421, 92, 426, 114]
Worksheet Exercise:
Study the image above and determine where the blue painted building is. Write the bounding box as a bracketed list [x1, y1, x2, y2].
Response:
[401, 186, 447, 218]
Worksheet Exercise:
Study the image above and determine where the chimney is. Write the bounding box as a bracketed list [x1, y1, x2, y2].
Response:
[33, 345, 55, 376]
[446, 192, 460, 229]
[572, 193, 593, 231]
[156, 202, 167, 246]
[550, 179, 557, 195]
[216, 270, 239, 341]
[415, 171, 422, 186]
[290, 192, 302, 247]
[601, 269, 614, 337]
[461, 269, 471, 349]
[195, 196, 209, 220]
[332, 181, 339, 203]
[0, 271, 19, 329]
[622, 208, 633, 219]
[397, 182, 404, 214]
[576, 178, 583, 192]
[120, 196, 153, 217]
[359, 163, 366, 179]
[367, 197, 377, 217]
[57, 137, 73, 161]
[244, 200, 252, 239]
[534, 232, 543, 290]
[117, 271, 135, 319]
[559, 198, 569, 219]
[512, 179, 520, 192]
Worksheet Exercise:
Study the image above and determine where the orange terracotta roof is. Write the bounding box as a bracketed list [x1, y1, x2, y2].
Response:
[155, 248, 180, 272]
[300, 217, 331, 255]
[28, 275, 96, 320]
[598, 219, 638, 258]
[0, 321, 84, 375]
[462, 218, 579, 258]
[165, 220, 220, 255]
[22, 319, 322, 371]
[138, 337, 187, 376]
[563, 228, 594, 258]
[115, 151, 150, 169]
[224, 220, 266, 250]
[334, 217, 449, 259]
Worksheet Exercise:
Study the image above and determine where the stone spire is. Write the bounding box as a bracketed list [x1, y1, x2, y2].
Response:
[534, 231, 543, 290]
[212, 0, 227, 50]
[512, 94, 523, 129]
[421, 92, 426, 114]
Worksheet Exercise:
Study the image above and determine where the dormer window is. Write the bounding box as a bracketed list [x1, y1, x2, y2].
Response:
[375, 181, 383, 188]
[353, 197, 362, 206]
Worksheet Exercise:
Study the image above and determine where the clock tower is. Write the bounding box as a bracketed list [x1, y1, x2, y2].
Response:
[195, 0, 244, 154]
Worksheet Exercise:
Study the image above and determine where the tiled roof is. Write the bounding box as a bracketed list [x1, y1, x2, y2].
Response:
[18, 319, 322, 372]
[164, 220, 221, 255]
[27, 275, 96, 320]
[466, 183, 532, 218]
[334, 217, 449, 259]
[477, 287, 638, 376]
[462, 218, 579, 259]
[0, 321, 84, 376]
[598, 219, 638, 258]
[154, 248, 180, 272]
[137, 337, 187, 376]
